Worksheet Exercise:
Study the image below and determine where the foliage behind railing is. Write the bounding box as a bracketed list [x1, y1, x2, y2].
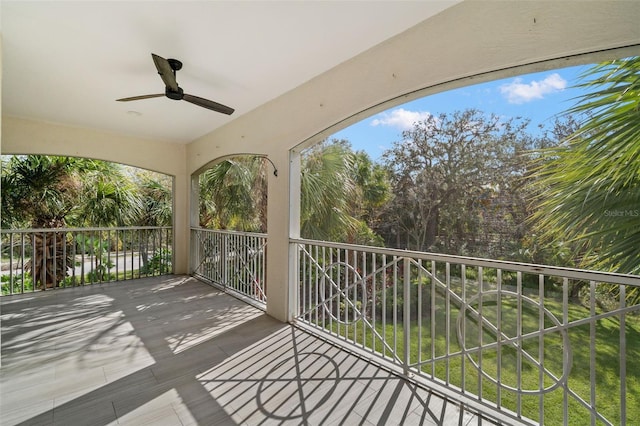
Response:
[191, 228, 267, 308]
[1, 227, 172, 295]
[293, 238, 640, 426]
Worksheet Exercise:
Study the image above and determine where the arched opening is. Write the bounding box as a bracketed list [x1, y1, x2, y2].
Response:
[190, 155, 270, 306]
[296, 54, 640, 270]
[292, 54, 640, 425]
[1, 155, 173, 294]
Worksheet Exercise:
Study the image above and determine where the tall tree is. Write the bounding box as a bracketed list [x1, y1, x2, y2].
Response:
[530, 56, 640, 274]
[380, 109, 532, 256]
[1, 156, 86, 287]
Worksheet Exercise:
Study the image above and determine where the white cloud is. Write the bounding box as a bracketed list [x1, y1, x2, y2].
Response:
[370, 108, 431, 130]
[499, 73, 567, 104]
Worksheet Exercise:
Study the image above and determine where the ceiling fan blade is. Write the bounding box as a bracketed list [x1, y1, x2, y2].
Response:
[151, 53, 179, 92]
[183, 94, 235, 115]
[119, 54, 234, 114]
[116, 94, 164, 102]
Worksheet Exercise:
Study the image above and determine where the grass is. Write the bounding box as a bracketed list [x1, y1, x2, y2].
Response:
[312, 286, 640, 425]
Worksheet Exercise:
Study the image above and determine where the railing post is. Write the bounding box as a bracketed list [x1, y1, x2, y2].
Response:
[189, 228, 197, 275]
[41, 231, 47, 289]
[222, 233, 229, 290]
[20, 232, 25, 293]
[403, 256, 411, 375]
[9, 233, 14, 295]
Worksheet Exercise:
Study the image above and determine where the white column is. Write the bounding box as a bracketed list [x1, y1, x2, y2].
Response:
[188, 172, 201, 273]
[265, 149, 299, 322]
[1, 27, 4, 370]
[172, 172, 190, 274]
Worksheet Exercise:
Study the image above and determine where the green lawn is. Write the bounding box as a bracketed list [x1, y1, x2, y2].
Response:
[317, 289, 639, 425]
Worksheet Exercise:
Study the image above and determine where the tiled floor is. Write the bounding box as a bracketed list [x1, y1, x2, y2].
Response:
[1, 275, 493, 425]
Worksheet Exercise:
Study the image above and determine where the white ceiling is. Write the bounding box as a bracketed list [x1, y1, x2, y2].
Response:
[1, 1, 457, 144]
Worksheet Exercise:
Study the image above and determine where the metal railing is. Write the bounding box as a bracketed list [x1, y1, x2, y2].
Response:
[292, 238, 640, 425]
[1, 227, 172, 295]
[191, 228, 267, 308]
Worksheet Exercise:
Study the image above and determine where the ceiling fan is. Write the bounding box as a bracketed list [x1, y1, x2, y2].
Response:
[117, 53, 235, 115]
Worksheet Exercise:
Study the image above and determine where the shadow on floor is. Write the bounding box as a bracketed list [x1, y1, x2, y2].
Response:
[0, 275, 490, 425]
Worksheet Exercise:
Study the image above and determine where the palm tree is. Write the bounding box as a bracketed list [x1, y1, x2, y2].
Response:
[300, 141, 359, 241]
[132, 170, 173, 273]
[196, 144, 389, 244]
[75, 161, 142, 227]
[531, 56, 640, 274]
[2, 156, 153, 286]
[1, 155, 83, 287]
[73, 161, 144, 281]
[135, 171, 173, 227]
[199, 156, 267, 232]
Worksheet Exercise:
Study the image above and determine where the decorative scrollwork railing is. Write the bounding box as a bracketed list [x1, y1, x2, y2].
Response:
[293, 238, 640, 426]
[191, 228, 267, 307]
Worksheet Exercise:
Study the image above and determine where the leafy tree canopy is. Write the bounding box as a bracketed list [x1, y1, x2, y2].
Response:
[379, 109, 534, 256]
[1, 155, 172, 229]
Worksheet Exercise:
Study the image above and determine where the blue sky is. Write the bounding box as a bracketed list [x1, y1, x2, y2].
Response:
[330, 64, 592, 160]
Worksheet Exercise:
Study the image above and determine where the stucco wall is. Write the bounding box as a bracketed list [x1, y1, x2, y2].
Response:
[187, 1, 640, 172]
[1, 117, 191, 275]
[186, 1, 640, 321]
[2, 1, 640, 322]
[2, 117, 184, 175]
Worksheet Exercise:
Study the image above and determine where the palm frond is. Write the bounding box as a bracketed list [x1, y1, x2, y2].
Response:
[531, 56, 640, 273]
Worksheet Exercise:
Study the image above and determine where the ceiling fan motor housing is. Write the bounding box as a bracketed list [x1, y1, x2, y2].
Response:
[166, 86, 184, 100]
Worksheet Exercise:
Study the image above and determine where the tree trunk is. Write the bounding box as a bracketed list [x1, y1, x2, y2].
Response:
[30, 231, 71, 289]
